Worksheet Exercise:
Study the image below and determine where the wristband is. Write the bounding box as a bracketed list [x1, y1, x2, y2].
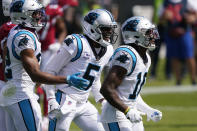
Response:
[124, 107, 130, 115]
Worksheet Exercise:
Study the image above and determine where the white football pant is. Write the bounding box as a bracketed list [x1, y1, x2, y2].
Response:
[48, 90, 104, 131]
[3, 98, 42, 131]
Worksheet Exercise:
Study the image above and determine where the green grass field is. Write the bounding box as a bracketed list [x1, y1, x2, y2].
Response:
[143, 92, 197, 131]
[70, 91, 197, 131]
[69, 59, 197, 131]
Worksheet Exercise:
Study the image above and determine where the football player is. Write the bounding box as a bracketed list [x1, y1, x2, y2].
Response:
[44, 9, 118, 131]
[0, 0, 16, 130]
[0, 0, 88, 131]
[100, 16, 162, 131]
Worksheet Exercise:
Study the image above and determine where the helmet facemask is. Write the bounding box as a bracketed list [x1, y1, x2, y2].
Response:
[95, 25, 118, 47]
[30, 8, 47, 30]
[142, 28, 160, 51]
[10, 0, 46, 31]
[122, 16, 160, 51]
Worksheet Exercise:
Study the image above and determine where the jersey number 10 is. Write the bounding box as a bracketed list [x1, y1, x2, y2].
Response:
[129, 72, 147, 100]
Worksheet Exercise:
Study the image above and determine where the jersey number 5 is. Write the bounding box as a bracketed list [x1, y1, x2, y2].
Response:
[129, 72, 147, 99]
[82, 63, 100, 90]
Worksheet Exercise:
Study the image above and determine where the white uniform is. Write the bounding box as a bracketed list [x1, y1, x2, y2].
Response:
[0, 80, 6, 131]
[45, 34, 113, 131]
[101, 45, 151, 131]
[0, 25, 42, 131]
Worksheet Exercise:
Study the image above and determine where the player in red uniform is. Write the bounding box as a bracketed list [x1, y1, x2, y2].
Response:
[39, 2, 66, 69]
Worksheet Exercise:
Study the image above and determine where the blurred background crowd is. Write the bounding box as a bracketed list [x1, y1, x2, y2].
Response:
[1, 0, 197, 86]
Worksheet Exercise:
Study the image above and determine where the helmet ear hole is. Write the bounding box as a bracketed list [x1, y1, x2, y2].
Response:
[134, 36, 139, 38]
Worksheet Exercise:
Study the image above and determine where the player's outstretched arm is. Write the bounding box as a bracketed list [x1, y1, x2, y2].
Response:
[21, 49, 66, 84]
[21, 49, 89, 87]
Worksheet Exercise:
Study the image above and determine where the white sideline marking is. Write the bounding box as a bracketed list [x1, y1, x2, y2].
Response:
[152, 106, 197, 111]
[89, 86, 197, 98]
[142, 86, 197, 95]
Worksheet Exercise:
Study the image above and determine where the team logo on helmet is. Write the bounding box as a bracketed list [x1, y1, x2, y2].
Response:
[84, 12, 100, 25]
[10, 1, 24, 13]
[123, 19, 140, 31]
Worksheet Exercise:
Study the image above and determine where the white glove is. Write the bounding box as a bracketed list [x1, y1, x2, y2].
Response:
[125, 108, 145, 123]
[48, 98, 61, 120]
[147, 109, 162, 122]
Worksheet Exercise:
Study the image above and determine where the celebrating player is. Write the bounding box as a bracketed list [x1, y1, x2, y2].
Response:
[100, 16, 162, 131]
[44, 9, 118, 131]
[0, 0, 88, 131]
[0, 0, 16, 130]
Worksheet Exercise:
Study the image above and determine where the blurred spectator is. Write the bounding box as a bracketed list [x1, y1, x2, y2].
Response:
[80, 0, 102, 15]
[160, 0, 197, 85]
[63, 0, 82, 35]
[39, 3, 66, 70]
[187, 0, 197, 77]
[150, 0, 166, 79]
[100, 0, 119, 21]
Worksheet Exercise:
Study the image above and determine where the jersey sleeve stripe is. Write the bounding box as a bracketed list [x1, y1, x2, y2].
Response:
[71, 34, 83, 62]
[12, 31, 37, 60]
[113, 47, 137, 76]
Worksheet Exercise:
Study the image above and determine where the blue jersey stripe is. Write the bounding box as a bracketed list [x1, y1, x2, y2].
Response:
[49, 90, 62, 131]
[108, 122, 120, 131]
[12, 31, 37, 60]
[113, 47, 137, 76]
[18, 99, 37, 131]
[71, 34, 83, 62]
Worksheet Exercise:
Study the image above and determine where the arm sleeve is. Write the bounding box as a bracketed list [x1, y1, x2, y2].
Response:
[44, 47, 72, 75]
[44, 35, 78, 75]
[44, 35, 78, 99]
[43, 47, 72, 99]
[91, 78, 104, 103]
[136, 95, 153, 114]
